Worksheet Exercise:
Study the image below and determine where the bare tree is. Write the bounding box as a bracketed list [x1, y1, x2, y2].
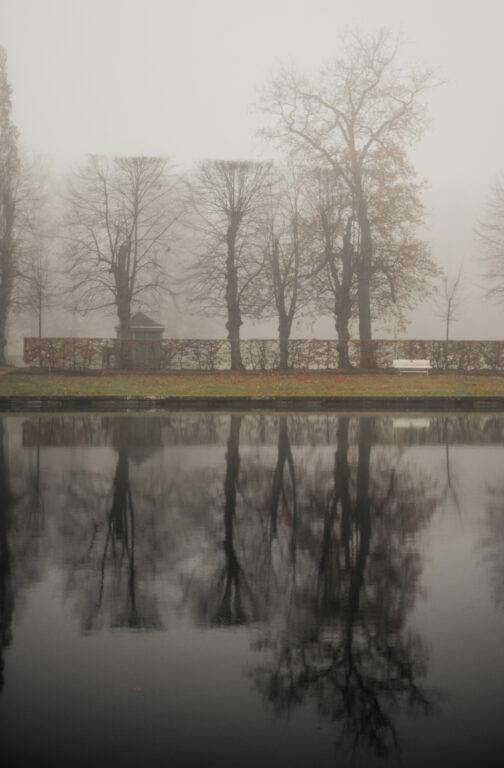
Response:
[259, 30, 437, 366]
[306, 167, 356, 367]
[367, 154, 438, 332]
[21, 250, 53, 339]
[14, 159, 59, 342]
[0, 47, 20, 365]
[477, 174, 504, 301]
[188, 160, 271, 370]
[435, 269, 463, 366]
[66, 155, 179, 340]
[262, 164, 312, 369]
[305, 158, 436, 367]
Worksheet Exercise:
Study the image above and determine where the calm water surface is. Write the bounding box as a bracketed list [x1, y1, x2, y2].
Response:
[1, 412, 504, 767]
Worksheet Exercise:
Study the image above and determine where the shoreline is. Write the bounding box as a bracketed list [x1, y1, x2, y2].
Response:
[1, 394, 504, 412]
[2, 371, 504, 411]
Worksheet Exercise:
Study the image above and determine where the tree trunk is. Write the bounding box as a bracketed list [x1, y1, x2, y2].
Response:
[270, 417, 288, 538]
[117, 304, 130, 338]
[37, 293, 42, 368]
[335, 310, 351, 368]
[445, 307, 450, 369]
[225, 220, 243, 371]
[331, 216, 354, 369]
[38, 292, 42, 338]
[271, 234, 295, 371]
[318, 416, 350, 612]
[116, 245, 132, 368]
[278, 323, 290, 370]
[117, 304, 132, 369]
[356, 197, 375, 368]
[110, 446, 129, 541]
[349, 416, 372, 615]
[219, 415, 244, 624]
[336, 417, 352, 571]
[0, 199, 15, 366]
[226, 313, 243, 371]
[0, 300, 8, 367]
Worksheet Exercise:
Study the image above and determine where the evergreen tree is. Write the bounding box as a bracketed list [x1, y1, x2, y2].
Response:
[0, 47, 20, 364]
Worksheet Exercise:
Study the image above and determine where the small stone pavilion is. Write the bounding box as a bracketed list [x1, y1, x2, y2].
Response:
[117, 312, 165, 366]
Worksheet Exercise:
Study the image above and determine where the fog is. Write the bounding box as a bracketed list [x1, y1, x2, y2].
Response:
[1, 0, 503, 358]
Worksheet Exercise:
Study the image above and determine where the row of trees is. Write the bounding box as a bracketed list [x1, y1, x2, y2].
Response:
[1, 33, 503, 369]
[186, 30, 441, 368]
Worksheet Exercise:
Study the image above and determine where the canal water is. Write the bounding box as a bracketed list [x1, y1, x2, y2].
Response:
[1, 412, 504, 767]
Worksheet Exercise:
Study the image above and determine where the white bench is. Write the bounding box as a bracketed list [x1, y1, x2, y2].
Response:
[392, 359, 432, 374]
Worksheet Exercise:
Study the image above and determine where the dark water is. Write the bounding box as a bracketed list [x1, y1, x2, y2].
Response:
[1, 412, 504, 767]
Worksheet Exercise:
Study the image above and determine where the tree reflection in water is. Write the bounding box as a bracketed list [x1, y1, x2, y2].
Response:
[250, 416, 439, 759]
[180, 412, 441, 758]
[0, 421, 13, 691]
[481, 469, 504, 609]
[62, 417, 162, 632]
[216, 415, 257, 624]
[184, 415, 259, 626]
[0, 416, 48, 691]
[1, 411, 447, 760]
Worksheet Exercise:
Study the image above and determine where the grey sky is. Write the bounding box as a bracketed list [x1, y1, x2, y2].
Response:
[1, 0, 503, 338]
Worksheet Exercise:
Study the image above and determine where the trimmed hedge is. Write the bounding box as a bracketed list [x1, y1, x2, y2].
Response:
[23, 337, 504, 372]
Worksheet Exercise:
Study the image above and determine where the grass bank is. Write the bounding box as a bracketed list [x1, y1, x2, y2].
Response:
[1, 371, 504, 398]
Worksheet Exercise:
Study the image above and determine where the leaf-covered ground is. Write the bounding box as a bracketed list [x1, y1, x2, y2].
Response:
[1, 372, 504, 397]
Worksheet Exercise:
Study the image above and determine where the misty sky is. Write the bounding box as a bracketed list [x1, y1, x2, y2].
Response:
[1, 0, 503, 340]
